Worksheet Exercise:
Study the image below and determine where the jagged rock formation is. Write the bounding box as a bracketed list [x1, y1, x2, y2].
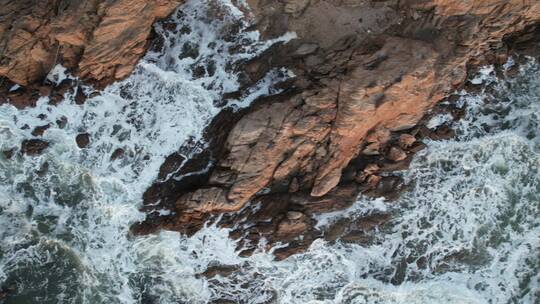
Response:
[136, 0, 540, 258]
[0, 0, 182, 86]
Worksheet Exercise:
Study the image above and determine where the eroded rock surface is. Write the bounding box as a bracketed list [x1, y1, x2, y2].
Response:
[136, 0, 540, 258]
[0, 0, 182, 86]
[2, 0, 537, 259]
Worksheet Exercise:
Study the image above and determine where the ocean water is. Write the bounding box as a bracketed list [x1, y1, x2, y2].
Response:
[0, 1, 538, 303]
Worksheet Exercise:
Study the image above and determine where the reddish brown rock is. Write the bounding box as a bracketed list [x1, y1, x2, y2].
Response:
[76, 133, 90, 148]
[275, 211, 310, 239]
[21, 139, 49, 156]
[310, 37, 443, 197]
[135, 0, 540, 258]
[78, 0, 182, 82]
[0, 0, 182, 86]
[388, 147, 407, 162]
[210, 85, 338, 206]
[399, 134, 417, 149]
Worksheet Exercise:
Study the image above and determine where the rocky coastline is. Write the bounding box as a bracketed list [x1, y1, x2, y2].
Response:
[1, 0, 539, 259]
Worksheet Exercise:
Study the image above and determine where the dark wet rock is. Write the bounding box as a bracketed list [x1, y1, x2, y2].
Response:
[0, 80, 40, 109]
[387, 147, 407, 162]
[364, 176, 407, 201]
[38, 85, 52, 97]
[31, 124, 50, 137]
[76, 133, 90, 148]
[21, 139, 49, 156]
[198, 264, 239, 279]
[180, 42, 200, 59]
[49, 79, 75, 105]
[429, 125, 456, 140]
[0, 285, 16, 300]
[74, 87, 88, 105]
[379, 159, 413, 173]
[36, 161, 50, 176]
[325, 212, 391, 244]
[110, 148, 125, 160]
[56, 116, 68, 129]
[2, 148, 15, 159]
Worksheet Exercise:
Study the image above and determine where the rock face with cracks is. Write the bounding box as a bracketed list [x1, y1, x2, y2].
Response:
[135, 0, 540, 258]
[0, 0, 182, 86]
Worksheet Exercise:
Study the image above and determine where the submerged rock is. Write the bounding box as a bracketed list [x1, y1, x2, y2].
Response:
[21, 139, 49, 156]
[2, 148, 15, 160]
[31, 124, 51, 137]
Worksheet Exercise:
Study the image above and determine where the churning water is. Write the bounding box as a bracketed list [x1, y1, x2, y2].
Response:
[0, 1, 538, 303]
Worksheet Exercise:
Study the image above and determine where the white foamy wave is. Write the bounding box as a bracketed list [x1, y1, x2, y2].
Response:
[0, 0, 293, 303]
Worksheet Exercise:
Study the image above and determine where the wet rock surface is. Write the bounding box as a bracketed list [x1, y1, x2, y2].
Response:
[2, 0, 539, 260]
[21, 139, 49, 156]
[75, 133, 90, 148]
[134, 0, 540, 259]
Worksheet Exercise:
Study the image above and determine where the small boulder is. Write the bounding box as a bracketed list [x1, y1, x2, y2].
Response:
[56, 116, 68, 129]
[286, 211, 304, 220]
[74, 87, 88, 105]
[76, 133, 90, 148]
[21, 139, 49, 155]
[38, 85, 52, 97]
[398, 134, 416, 149]
[294, 43, 319, 56]
[388, 147, 407, 162]
[2, 148, 15, 159]
[31, 124, 50, 136]
[366, 175, 382, 188]
[362, 142, 380, 155]
[364, 164, 380, 175]
[110, 148, 125, 160]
